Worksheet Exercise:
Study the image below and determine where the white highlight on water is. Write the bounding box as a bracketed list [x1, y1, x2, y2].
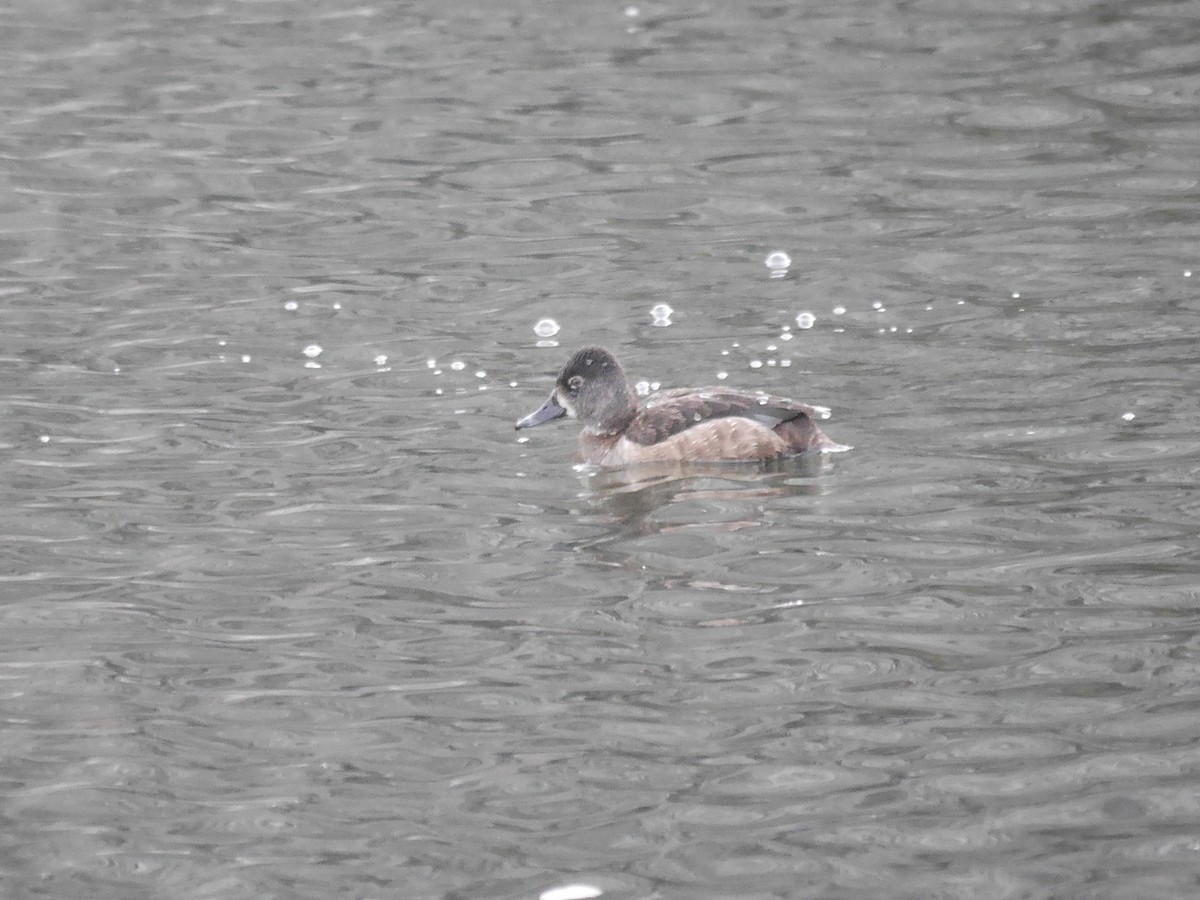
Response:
[540, 885, 603, 900]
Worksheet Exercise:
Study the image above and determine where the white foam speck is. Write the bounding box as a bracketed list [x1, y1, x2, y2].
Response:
[450, 360, 466, 371]
[284, 300, 298, 311]
[302, 344, 322, 358]
[534, 318, 560, 338]
[540, 884, 602, 900]
[795, 311, 815, 329]
[1121, 412, 1135, 421]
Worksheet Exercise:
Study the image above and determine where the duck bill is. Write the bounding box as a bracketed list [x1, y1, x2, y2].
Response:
[515, 393, 568, 430]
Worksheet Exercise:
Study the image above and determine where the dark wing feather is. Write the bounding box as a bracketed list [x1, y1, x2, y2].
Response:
[625, 387, 817, 445]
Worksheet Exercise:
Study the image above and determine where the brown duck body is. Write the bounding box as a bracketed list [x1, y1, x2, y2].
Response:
[515, 347, 839, 468]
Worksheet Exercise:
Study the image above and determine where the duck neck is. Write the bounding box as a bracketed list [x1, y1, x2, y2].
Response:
[591, 384, 638, 436]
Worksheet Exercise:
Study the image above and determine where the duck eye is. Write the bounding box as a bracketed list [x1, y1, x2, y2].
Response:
[567, 375, 584, 391]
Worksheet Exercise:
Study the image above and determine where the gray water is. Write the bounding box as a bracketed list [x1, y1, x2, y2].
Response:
[3, 1, 1200, 898]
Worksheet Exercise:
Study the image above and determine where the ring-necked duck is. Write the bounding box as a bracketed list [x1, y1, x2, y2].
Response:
[515, 346, 841, 467]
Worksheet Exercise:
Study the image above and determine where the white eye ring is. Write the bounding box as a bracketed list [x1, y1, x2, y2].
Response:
[568, 375, 584, 390]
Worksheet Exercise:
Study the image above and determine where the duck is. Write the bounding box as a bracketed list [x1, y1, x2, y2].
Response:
[514, 346, 840, 467]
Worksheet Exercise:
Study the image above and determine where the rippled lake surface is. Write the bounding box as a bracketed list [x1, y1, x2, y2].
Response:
[4, 2, 1200, 898]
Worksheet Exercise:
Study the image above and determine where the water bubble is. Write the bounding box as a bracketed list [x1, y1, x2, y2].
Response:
[241, 355, 251, 363]
[650, 381, 660, 391]
[833, 306, 846, 316]
[624, 5, 639, 16]
[1011, 292, 1020, 299]
[284, 300, 298, 311]
[434, 388, 443, 395]
[534, 318, 560, 338]
[540, 885, 603, 900]
[635, 380, 651, 396]
[717, 371, 728, 380]
[957, 299, 965, 305]
[450, 360, 466, 371]
[305, 361, 321, 369]
[720, 349, 729, 356]
[474, 370, 486, 378]
[302, 344, 323, 358]
[1121, 412, 1135, 421]
[749, 360, 763, 368]
[765, 251, 791, 277]
[650, 303, 673, 326]
[780, 332, 794, 341]
[1185, 270, 1193, 278]
[795, 311, 815, 329]
[872, 301, 883, 310]
[767, 344, 777, 352]
[780, 359, 791, 367]
[767, 359, 776, 366]
[39, 434, 49, 443]
[332, 302, 342, 310]
[375, 354, 388, 367]
[426, 359, 437, 368]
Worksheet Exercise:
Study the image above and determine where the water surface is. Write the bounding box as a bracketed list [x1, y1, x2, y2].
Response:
[3, 2, 1200, 899]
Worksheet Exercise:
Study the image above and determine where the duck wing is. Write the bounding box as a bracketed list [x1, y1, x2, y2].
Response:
[626, 387, 818, 445]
